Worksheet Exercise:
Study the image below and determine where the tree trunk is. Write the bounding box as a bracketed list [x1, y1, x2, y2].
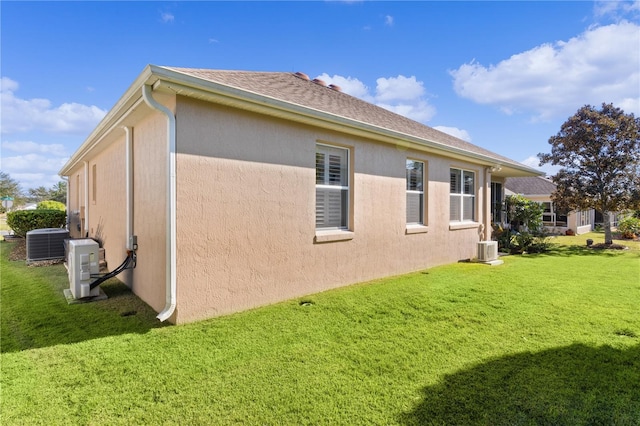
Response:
[603, 210, 613, 245]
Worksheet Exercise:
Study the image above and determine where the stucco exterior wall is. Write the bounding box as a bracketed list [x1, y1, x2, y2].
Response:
[174, 97, 487, 323]
[66, 166, 86, 239]
[87, 137, 127, 273]
[63, 105, 171, 314]
[130, 108, 171, 313]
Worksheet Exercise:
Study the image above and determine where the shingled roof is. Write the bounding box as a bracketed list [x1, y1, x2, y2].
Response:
[61, 65, 542, 177]
[504, 176, 557, 195]
[163, 67, 532, 173]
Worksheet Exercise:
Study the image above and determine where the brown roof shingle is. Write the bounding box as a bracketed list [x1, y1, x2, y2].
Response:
[504, 176, 556, 195]
[164, 67, 529, 170]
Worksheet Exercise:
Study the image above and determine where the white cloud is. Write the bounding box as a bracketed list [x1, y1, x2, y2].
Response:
[521, 155, 561, 177]
[1, 141, 69, 189]
[2, 141, 67, 156]
[384, 15, 394, 27]
[160, 12, 174, 23]
[316, 73, 437, 123]
[450, 22, 640, 120]
[594, 0, 640, 19]
[375, 75, 425, 102]
[433, 126, 471, 142]
[1, 77, 106, 134]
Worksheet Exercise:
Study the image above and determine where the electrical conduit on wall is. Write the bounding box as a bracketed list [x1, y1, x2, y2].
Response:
[84, 161, 89, 237]
[141, 85, 177, 322]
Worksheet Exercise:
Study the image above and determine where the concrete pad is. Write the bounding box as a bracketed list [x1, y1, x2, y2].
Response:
[63, 288, 108, 304]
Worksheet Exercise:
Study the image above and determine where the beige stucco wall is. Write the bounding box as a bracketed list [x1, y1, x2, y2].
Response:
[64, 100, 172, 316]
[85, 137, 128, 274]
[129, 107, 171, 314]
[66, 167, 86, 239]
[174, 97, 488, 323]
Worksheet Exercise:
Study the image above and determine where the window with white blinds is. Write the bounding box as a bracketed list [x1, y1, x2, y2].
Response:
[406, 160, 424, 224]
[316, 144, 349, 229]
[450, 168, 475, 222]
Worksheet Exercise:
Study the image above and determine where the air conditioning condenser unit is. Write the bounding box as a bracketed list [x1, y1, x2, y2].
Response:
[477, 241, 498, 262]
[67, 239, 100, 299]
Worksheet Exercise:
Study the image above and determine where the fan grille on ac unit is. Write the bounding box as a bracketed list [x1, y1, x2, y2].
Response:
[26, 228, 70, 263]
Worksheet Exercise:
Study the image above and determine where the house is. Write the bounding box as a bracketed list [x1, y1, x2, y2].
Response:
[59, 65, 540, 324]
[504, 176, 594, 235]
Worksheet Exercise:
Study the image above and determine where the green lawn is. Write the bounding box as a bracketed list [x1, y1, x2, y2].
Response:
[1, 233, 639, 425]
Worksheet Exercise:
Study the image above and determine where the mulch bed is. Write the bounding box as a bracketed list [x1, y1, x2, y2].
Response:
[6, 237, 26, 261]
[589, 243, 628, 250]
[4, 237, 64, 265]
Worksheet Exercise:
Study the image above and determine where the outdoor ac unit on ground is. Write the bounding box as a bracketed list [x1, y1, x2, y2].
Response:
[67, 239, 100, 299]
[477, 241, 498, 262]
[26, 228, 69, 263]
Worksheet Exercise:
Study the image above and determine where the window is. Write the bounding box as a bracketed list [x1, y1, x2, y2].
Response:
[76, 174, 80, 208]
[490, 182, 503, 223]
[91, 164, 97, 203]
[542, 202, 554, 224]
[406, 160, 425, 224]
[577, 210, 591, 227]
[450, 168, 475, 222]
[316, 144, 349, 229]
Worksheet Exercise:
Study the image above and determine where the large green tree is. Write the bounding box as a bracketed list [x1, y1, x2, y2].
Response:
[27, 181, 67, 203]
[0, 171, 25, 209]
[538, 103, 640, 245]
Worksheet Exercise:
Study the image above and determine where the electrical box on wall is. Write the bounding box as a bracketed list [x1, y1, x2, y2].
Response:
[67, 239, 100, 299]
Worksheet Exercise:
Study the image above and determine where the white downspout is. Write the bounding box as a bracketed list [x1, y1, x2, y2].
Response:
[124, 126, 134, 249]
[83, 161, 90, 237]
[142, 85, 177, 322]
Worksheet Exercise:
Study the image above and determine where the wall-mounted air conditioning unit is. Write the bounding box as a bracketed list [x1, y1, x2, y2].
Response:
[67, 239, 100, 299]
[26, 228, 70, 263]
[477, 241, 498, 262]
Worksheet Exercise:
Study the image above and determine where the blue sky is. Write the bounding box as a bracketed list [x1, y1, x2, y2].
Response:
[1, 1, 639, 191]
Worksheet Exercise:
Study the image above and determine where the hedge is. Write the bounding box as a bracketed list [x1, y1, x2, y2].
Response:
[6, 209, 67, 237]
[37, 200, 66, 211]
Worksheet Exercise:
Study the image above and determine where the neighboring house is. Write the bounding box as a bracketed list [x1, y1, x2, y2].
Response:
[59, 65, 540, 324]
[504, 176, 594, 235]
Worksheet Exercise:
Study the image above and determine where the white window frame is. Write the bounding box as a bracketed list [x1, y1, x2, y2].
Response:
[315, 143, 350, 231]
[577, 210, 591, 227]
[450, 168, 476, 222]
[406, 159, 425, 225]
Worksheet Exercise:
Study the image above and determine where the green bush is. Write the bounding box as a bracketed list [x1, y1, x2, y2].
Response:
[618, 217, 640, 239]
[37, 200, 66, 211]
[6, 210, 66, 237]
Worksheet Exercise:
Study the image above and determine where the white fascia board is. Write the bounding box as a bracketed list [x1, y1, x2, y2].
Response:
[59, 66, 159, 176]
[150, 66, 541, 177]
[60, 64, 541, 178]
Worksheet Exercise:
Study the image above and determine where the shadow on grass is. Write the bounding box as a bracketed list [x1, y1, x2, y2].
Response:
[540, 245, 624, 258]
[1, 241, 167, 354]
[400, 343, 640, 426]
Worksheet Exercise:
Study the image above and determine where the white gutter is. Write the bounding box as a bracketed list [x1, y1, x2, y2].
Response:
[83, 161, 89, 236]
[141, 84, 177, 322]
[124, 126, 134, 250]
[149, 66, 541, 177]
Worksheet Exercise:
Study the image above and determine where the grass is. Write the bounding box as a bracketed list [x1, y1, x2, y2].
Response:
[1, 232, 639, 425]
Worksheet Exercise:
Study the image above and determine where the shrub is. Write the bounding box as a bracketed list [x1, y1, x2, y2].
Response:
[618, 217, 640, 239]
[37, 200, 66, 211]
[527, 235, 553, 253]
[6, 209, 66, 237]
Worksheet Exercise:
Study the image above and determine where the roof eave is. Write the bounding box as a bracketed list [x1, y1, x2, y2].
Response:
[60, 65, 542, 178]
[59, 65, 161, 175]
[150, 66, 541, 176]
